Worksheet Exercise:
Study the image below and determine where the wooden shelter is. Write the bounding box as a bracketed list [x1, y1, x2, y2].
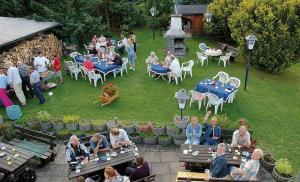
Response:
[174, 5, 208, 36]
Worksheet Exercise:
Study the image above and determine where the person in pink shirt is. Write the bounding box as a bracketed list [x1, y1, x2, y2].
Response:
[83, 56, 94, 71]
[0, 69, 13, 108]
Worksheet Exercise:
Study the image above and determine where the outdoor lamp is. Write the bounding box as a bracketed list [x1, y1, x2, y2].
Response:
[175, 89, 190, 119]
[149, 7, 157, 40]
[245, 35, 257, 50]
[150, 7, 156, 17]
[204, 12, 213, 23]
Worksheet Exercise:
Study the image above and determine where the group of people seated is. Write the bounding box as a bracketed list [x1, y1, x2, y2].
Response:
[145, 50, 181, 78]
[88, 34, 113, 55]
[184, 111, 263, 181]
[0, 52, 63, 108]
[65, 127, 150, 182]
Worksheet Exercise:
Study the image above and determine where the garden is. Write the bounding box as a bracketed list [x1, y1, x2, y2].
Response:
[0, 0, 299, 181]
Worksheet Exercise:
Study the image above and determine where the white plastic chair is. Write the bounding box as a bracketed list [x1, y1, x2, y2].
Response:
[84, 44, 89, 55]
[189, 90, 206, 110]
[120, 58, 128, 76]
[168, 70, 183, 85]
[196, 52, 208, 66]
[218, 52, 232, 67]
[80, 66, 90, 80]
[69, 52, 81, 61]
[181, 60, 194, 78]
[206, 93, 224, 115]
[227, 77, 241, 88]
[226, 89, 238, 103]
[212, 71, 229, 84]
[199, 43, 209, 53]
[88, 70, 103, 87]
[68, 65, 81, 80]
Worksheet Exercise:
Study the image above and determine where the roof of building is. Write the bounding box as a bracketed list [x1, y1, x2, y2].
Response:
[175, 5, 208, 15]
[0, 17, 60, 48]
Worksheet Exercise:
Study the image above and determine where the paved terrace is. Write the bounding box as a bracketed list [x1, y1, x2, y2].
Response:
[32, 144, 275, 182]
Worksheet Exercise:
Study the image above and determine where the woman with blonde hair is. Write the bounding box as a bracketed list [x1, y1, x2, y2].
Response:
[127, 39, 136, 71]
[104, 166, 129, 182]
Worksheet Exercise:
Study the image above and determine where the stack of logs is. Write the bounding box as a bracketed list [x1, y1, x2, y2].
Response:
[0, 33, 61, 69]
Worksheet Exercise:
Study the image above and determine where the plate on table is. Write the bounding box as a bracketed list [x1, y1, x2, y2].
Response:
[100, 156, 107, 161]
[111, 152, 118, 157]
[0, 152, 6, 157]
[242, 151, 250, 157]
[192, 151, 199, 157]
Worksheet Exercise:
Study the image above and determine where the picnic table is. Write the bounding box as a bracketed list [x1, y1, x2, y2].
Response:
[68, 146, 136, 179]
[179, 144, 247, 166]
[150, 64, 170, 80]
[195, 79, 237, 100]
[0, 142, 34, 179]
[41, 71, 57, 90]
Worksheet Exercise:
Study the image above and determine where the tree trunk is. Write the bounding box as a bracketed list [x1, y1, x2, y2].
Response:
[105, 6, 110, 31]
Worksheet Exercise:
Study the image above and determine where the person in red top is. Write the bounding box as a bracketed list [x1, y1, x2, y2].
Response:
[83, 56, 94, 71]
[53, 55, 63, 84]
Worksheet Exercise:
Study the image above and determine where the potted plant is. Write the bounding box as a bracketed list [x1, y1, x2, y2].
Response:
[158, 134, 172, 146]
[136, 122, 154, 133]
[91, 119, 107, 132]
[272, 159, 293, 182]
[140, 131, 157, 145]
[261, 153, 276, 171]
[166, 122, 176, 137]
[52, 118, 65, 130]
[56, 129, 71, 140]
[174, 115, 189, 129]
[36, 111, 53, 131]
[129, 132, 143, 144]
[63, 115, 80, 131]
[153, 123, 165, 136]
[173, 128, 186, 146]
[27, 117, 40, 130]
[79, 119, 92, 131]
[120, 120, 136, 134]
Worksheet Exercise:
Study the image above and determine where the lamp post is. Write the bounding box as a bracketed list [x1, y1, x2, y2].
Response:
[204, 12, 213, 38]
[244, 34, 257, 90]
[150, 7, 157, 40]
[175, 89, 190, 120]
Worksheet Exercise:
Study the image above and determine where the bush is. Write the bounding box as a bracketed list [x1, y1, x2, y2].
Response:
[217, 113, 231, 128]
[207, 0, 242, 39]
[275, 159, 293, 177]
[63, 115, 80, 124]
[228, 0, 300, 73]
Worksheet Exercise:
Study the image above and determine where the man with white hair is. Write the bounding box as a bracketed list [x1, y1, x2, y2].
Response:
[6, 61, 26, 106]
[231, 126, 251, 148]
[230, 148, 263, 180]
[207, 143, 228, 179]
[65, 135, 89, 164]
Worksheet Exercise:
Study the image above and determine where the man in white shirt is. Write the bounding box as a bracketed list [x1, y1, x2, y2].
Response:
[33, 52, 49, 73]
[168, 56, 181, 77]
[110, 127, 132, 148]
[6, 62, 26, 106]
[231, 126, 251, 148]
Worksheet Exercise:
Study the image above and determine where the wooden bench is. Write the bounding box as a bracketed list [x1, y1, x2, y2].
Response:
[10, 125, 57, 163]
[220, 128, 253, 143]
[133, 174, 156, 182]
[216, 42, 228, 52]
[226, 45, 240, 60]
[176, 172, 258, 182]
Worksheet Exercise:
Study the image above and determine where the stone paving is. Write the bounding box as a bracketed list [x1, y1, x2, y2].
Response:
[31, 144, 275, 182]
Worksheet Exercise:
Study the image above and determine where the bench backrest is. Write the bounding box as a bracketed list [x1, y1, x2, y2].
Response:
[133, 174, 156, 182]
[13, 124, 57, 149]
[217, 42, 228, 52]
[226, 46, 240, 57]
[220, 128, 254, 143]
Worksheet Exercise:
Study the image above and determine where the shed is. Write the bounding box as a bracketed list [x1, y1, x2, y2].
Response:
[174, 5, 208, 35]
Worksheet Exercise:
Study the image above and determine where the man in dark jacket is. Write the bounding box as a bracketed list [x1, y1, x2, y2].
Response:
[112, 52, 123, 66]
[65, 135, 89, 164]
[208, 143, 228, 179]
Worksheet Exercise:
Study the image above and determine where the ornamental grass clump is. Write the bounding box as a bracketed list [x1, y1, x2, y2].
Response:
[63, 115, 80, 124]
[275, 159, 293, 177]
[35, 111, 51, 123]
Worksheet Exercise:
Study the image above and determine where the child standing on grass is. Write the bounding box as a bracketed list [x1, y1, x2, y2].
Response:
[53, 55, 63, 84]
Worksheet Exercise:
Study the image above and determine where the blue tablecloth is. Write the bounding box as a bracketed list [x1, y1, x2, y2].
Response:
[195, 79, 237, 100]
[150, 64, 169, 74]
[75, 55, 84, 63]
[94, 61, 120, 74]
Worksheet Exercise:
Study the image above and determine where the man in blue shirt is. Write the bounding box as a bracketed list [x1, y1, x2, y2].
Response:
[207, 143, 228, 179]
[203, 111, 221, 146]
[90, 133, 110, 155]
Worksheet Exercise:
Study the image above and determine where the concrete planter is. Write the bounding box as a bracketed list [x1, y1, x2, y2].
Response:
[53, 122, 65, 130]
[106, 120, 119, 130]
[65, 123, 78, 131]
[174, 115, 189, 129]
[153, 127, 166, 136]
[173, 137, 185, 146]
[166, 126, 176, 137]
[79, 123, 92, 131]
[261, 153, 276, 172]
[272, 168, 293, 182]
[123, 125, 136, 134]
[158, 136, 172, 146]
[129, 133, 143, 144]
[92, 124, 107, 132]
[40, 122, 53, 131]
[143, 136, 157, 145]
[27, 120, 40, 130]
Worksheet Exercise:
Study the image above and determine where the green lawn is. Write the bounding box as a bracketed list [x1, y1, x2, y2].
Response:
[1, 28, 300, 172]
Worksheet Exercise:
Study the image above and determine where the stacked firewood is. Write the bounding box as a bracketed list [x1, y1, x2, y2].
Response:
[0, 33, 61, 69]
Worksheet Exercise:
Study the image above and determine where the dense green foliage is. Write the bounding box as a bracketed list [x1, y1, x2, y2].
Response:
[175, 0, 212, 4]
[206, 0, 241, 39]
[228, 0, 300, 73]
